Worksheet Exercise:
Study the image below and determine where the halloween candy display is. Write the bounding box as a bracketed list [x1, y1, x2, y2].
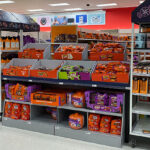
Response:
[89, 43, 125, 61]
[92, 62, 129, 83]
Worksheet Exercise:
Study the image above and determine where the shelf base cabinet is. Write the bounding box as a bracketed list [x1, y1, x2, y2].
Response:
[2, 117, 122, 148]
[2, 117, 55, 135]
[55, 125, 122, 148]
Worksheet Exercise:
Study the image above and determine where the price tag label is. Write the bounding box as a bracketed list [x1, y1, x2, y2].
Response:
[86, 132, 91, 135]
[92, 84, 97, 87]
[28, 80, 33, 82]
[4, 117, 8, 121]
[91, 110, 96, 113]
[59, 82, 64, 85]
[55, 127, 60, 130]
[27, 121, 31, 125]
[3, 78, 7, 80]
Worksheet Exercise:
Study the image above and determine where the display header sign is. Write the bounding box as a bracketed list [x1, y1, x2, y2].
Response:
[31, 10, 106, 27]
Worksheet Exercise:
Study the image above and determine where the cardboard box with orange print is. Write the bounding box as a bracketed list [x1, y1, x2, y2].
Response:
[31, 91, 66, 107]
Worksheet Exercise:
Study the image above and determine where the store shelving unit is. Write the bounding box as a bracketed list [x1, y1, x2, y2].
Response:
[1, 23, 131, 148]
[1, 74, 128, 148]
[2, 75, 130, 90]
[130, 0, 150, 147]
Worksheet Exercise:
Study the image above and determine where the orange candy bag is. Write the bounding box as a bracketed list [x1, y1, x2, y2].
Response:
[110, 119, 122, 135]
[21, 104, 30, 121]
[72, 92, 85, 108]
[69, 113, 84, 130]
[4, 102, 13, 118]
[88, 114, 101, 131]
[11, 103, 21, 120]
[99, 116, 111, 133]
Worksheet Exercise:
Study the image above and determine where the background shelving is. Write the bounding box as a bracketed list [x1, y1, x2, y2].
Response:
[130, 0, 150, 147]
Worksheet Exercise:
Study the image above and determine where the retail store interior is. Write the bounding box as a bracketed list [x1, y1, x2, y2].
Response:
[1, 0, 150, 150]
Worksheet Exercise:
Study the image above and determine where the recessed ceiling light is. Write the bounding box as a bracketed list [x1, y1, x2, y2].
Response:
[0, 1, 14, 4]
[96, 3, 117, 7]
[27, 9, 44, 12]
[64, 8, 82, 11]
[49, 3, 70, 6]
[140, 1, 144, 4]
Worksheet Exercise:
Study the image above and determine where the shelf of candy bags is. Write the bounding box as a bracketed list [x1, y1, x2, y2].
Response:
[63, 90, 123, 117]
[5, 83, 41, 102]
[78, 31, 132, 42]
[2, 58, 37, 77]
[18, 43, 51, 59]
[54, 34, 77, 43]
[55, 109, 122, 147]
[88, 113, 122, 135]
[4, 101, 30, 121]
[30, 60, 64, 79]
[54, 44, 88, 60]
[58, 61, 96, 81]
[92, 62, 130, 83]
[85, 91, 123, 113]
[89, 43, 125, 61]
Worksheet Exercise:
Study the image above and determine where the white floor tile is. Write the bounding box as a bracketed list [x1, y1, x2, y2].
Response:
[0, 124, 149, 150]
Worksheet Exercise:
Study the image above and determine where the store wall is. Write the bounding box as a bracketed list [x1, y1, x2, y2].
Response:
[78, 7, 138, 30]
[40, 7, 138, 32]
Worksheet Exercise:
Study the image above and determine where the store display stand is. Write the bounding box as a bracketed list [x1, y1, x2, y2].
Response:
[1, 74, 130, 148]
[1, 18, 130, 148]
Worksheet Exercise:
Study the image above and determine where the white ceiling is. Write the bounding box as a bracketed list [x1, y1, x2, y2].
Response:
[0, 0, 144, 14]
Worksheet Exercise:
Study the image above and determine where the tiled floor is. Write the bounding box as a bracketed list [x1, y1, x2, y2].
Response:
[0, 124, 149, 150]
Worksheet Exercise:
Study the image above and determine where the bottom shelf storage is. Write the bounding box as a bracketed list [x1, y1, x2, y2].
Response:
[2, 117, 32, 130]
[132, 118, 150, 138]
[55, 121, 122, 148]
[2, 116, 55, 135]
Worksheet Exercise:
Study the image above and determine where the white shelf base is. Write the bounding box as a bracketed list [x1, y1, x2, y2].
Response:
[132, 93, 150, 97]
[132, 118, 150, 138]
[133, 103, 150, 115]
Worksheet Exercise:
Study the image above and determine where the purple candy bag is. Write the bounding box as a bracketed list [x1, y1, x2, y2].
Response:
[95, 93, 108, 106]
[109, 94, 123, 113]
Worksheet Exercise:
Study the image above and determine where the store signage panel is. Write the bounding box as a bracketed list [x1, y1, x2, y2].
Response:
[31, 10, 106, 27]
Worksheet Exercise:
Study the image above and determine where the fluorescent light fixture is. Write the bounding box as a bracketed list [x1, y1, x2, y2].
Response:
[0, 1, 14, 4]
[96, 3, 117, 7]
[64, 8, 82, 11]
[49, 3, 70, 6]
[27, 9, 44, 12]
[140, 1, 144, 4]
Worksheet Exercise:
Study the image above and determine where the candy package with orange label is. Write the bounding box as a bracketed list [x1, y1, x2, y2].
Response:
[72, 91, 85, 108]
[31, 90, 66, 107]
[4, 102, 13, 118]
[11, 103, 22, 120]
[110, 119, 122, 135]
[88, 114, 101, 132]
[21, 104, 30, 121]
[69, 113, 84, 130]
[99, 116, 112, 133]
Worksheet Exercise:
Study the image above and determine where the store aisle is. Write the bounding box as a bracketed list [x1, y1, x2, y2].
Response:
[0, 123, 147, 150]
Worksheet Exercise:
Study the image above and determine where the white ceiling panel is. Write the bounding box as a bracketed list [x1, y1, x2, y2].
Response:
[0, 0, 144, 14]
